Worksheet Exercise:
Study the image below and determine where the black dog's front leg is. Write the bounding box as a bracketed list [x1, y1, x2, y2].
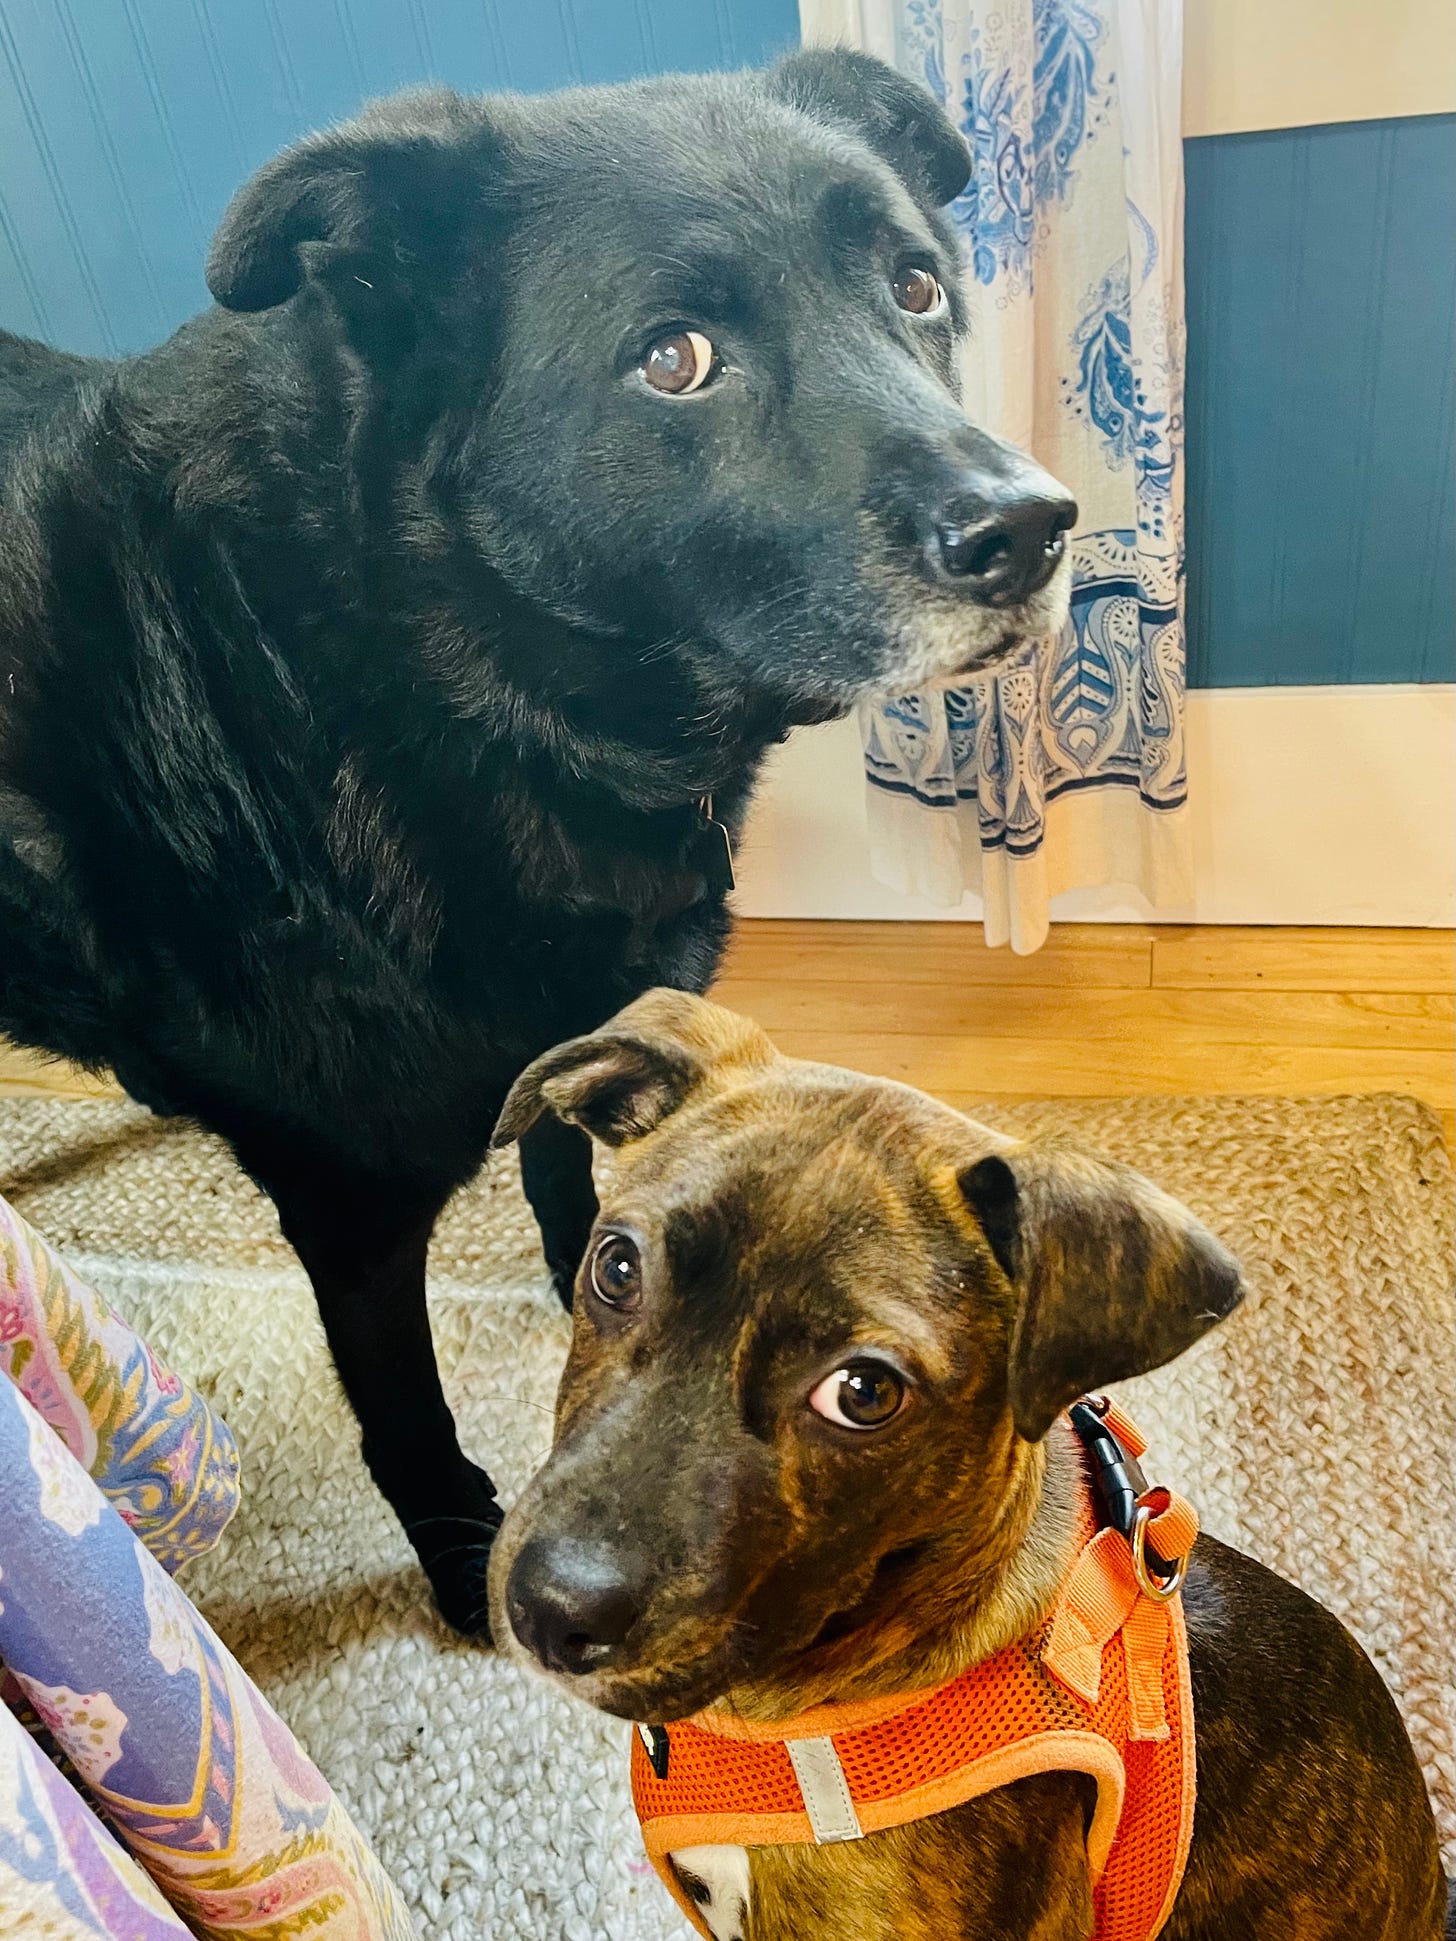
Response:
[518, 1114, 598, 1310]
[257, 1159, 501, 1636]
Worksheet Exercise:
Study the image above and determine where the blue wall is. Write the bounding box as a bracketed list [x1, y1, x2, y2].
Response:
[1, 8, 1452, 688]
[0, 0, 800, 358]
[1185, 112, 1455, 686]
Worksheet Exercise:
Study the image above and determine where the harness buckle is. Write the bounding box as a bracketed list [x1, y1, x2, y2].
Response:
[1070, 1395, 1188, 1592]
[637, 1723, 671, 1780]
[1069, 1395, 1149, 1540]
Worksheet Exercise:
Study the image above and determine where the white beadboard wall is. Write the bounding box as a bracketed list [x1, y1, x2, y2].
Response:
[734, 688, 1456, 929]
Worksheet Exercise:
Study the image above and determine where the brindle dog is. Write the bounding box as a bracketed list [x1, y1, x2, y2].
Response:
[489, 991, 1450, 1940]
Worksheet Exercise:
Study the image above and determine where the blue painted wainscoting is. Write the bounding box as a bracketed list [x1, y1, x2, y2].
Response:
[0, 0, 800, 359]
[0, 6, 1451, 692]
[1185, 113, 1456, 687]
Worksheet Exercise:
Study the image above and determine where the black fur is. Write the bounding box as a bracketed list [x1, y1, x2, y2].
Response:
[0, 53, 1070, 1632]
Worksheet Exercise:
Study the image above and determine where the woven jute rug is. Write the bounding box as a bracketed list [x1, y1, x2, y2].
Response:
[1, 1091, 1452, 1937]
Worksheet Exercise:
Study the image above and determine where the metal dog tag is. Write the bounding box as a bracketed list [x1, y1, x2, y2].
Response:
[694, 796, 736, 897]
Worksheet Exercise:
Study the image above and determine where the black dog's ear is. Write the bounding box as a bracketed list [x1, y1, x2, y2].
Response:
[492, 990, 775, 1151]
[771, 47, 972, 208]
[207, 88, 487, 314]
[961, 1142, 1245, 1444]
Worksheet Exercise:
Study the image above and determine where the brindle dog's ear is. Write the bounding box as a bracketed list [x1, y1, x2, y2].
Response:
[961, 1142, 1245, 1444]
[492, 990, 774, 1151]
[207, 88, 489, 315]
[770, 47, 972, 208]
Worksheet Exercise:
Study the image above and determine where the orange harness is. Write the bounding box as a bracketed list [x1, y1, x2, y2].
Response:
[631, 1401, 1199, 1941]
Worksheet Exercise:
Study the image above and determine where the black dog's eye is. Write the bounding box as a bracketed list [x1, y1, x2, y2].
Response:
[589, 1233, 643, 1309]
[642, 329, 716, 396]
[893, 267, 945, 317]
[809, 1359, 907, 1431]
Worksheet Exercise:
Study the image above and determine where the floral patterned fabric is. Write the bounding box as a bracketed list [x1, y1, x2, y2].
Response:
[813, 0, 1192, 951]
[0, 1196, 418, 1940]
[0, 1700, 194, 1940]
[0, 1196, 240, 1572]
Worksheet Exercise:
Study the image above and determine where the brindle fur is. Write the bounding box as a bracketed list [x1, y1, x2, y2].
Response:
[491, 990, 1449, 1940]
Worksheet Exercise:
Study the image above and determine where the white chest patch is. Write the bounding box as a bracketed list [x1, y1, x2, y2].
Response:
[669, 1844, 751, 1941]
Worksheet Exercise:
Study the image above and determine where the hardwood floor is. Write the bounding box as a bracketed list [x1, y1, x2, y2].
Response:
[714, 922, 1455, 1148]
[3, 924, 1452, 1146]
[0, 1042, 119, 1101]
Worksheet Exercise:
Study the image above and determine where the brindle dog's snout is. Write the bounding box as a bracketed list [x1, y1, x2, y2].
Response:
[506, 1535, 644, 1678]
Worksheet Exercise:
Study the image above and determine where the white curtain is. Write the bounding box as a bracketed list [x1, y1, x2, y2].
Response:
[803, 0, 1191, 953]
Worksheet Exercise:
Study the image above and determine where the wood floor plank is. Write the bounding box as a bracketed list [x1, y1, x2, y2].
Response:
[722, 920, 1154, 990]
[711, 979, 1454, 1052]
[1151, 925, 1454, 993]
[0, 1045, 119, 1099]
[759, 1029, 1453, 1111]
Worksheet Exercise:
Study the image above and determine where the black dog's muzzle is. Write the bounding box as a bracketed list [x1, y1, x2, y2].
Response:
[933, 486, 1077, 605]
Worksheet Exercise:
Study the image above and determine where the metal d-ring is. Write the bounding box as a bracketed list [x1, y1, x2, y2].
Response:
[1131, 1503, 1186, 1603]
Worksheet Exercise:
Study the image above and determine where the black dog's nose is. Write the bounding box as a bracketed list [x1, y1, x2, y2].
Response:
[506, 1536, 641, 1676]
[935, 491, 1078, 605]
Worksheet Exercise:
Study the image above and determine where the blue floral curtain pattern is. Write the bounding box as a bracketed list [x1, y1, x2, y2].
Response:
[824, 0, 1191, 950]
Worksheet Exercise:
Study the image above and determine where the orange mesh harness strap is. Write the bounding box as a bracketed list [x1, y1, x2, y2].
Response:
[631, 1401, 1198, 1941]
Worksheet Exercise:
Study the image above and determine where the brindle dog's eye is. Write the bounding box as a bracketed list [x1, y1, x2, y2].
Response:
[642, 329, 716, 395]
[808, 1359, 907, 1431]
[589, 1233, 642, 1308]
[892, 267, 945, 317]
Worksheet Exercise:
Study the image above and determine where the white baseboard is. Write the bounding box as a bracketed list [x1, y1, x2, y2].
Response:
[733, 685, 1456, 928]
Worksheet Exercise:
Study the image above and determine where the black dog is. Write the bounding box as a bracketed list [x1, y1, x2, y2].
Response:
[0, 51, 1074, 1633]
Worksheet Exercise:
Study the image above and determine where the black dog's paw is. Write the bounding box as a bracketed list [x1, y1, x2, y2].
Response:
[404, 1470, 504, 1639]
[426, 1539, 498, 1638]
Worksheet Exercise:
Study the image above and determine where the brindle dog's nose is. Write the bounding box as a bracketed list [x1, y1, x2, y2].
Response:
[934, 488, 1078, 605]
[506, 1535, 641, 1675]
